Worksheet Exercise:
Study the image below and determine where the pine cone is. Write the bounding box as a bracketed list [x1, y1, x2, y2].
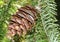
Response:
[7, 5, 37, 39]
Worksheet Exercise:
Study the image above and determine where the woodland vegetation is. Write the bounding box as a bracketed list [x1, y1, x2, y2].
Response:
[0, 0, 60, 42]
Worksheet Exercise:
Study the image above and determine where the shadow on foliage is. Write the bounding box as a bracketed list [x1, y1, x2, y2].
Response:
[55, 0, 60, 24]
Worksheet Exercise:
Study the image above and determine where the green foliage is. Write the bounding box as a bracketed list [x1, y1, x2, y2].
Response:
[0, 0, 12, 42]
[37, 0, 60, 42]
[0, 0, 60, 42]
[24, 14, 48, 42]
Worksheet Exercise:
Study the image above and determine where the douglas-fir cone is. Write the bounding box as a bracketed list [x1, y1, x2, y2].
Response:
[7, 5, 37, 39]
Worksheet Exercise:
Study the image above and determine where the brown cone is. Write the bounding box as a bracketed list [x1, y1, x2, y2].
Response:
[7, 5, 37, 39]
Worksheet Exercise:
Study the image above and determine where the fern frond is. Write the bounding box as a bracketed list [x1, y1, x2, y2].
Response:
[35, 0, 60, 42]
